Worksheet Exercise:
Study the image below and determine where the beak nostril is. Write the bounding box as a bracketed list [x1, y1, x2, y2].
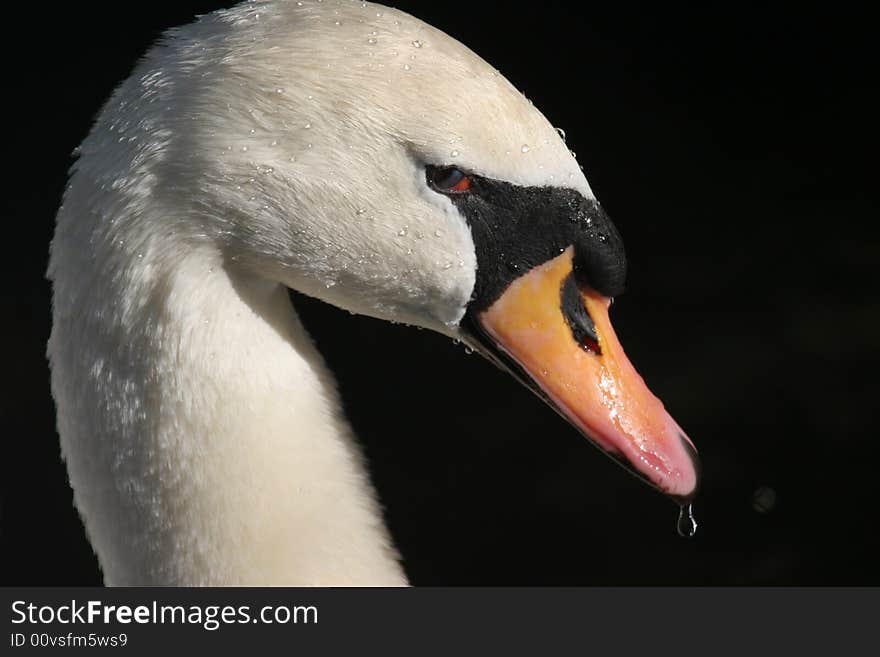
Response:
[578, 335, 601, 355]
[560, 273, 601, 355]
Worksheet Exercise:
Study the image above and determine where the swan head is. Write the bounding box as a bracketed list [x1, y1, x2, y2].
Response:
[82, 0, 699, 501]
[151, 0, 594, 332]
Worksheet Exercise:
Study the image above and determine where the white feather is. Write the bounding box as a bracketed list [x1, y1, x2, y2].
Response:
[48, 0, 586, 585]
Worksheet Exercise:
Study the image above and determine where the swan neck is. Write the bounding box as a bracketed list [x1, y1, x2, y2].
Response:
[49, 231, 406, 585]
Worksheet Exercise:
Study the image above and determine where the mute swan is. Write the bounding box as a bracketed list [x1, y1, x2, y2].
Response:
[48, 0, 699, 585]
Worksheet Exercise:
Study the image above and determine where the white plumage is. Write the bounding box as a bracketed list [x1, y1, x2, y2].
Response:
[48, 0, 592, 585]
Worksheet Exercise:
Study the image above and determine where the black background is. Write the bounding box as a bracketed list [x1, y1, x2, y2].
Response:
[1, 1, 876, 585]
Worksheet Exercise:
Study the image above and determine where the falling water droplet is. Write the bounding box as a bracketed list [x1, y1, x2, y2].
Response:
[520, 144, 530, 153]
[676, 504, 698, 537]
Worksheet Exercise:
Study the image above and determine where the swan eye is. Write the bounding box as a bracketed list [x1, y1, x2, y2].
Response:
[427, 166, 472, 193]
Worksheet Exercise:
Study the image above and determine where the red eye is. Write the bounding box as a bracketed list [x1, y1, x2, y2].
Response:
[428, 166, 472, 193]
[449, 175, 471, 192]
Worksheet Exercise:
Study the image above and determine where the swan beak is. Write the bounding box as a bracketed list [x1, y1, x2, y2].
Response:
[472, 247, 699, 501]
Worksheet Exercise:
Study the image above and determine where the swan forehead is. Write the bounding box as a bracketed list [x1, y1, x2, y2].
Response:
[213, 0, 591, 195]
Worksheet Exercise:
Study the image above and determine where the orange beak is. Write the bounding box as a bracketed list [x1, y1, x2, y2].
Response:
[471, 247, 699, 501]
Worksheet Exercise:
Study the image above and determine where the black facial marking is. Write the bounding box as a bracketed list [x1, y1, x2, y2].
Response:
[429, 170, 627, 314]
[561, 273, 601, 354]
